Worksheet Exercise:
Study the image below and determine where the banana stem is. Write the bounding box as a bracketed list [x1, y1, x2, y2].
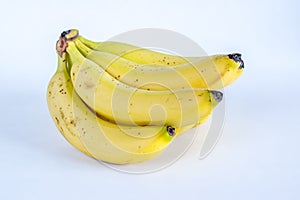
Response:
[66, 42, 86, 66]
[75, 39, 93, 57]
[79, 35, 100, 49]
[56, 29, 79, 57]
[56, 53, 67, 72]
[56, 36, 67, 57]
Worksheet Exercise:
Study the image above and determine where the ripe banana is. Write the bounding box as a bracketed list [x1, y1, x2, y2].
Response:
[47, 53, 91, 156]
[47, 50, 179, 164]
[75, 38, 244, 90]
[46, 29, 238, 165]
[79, 35, 199, 66]
[66, 41, 222, 127]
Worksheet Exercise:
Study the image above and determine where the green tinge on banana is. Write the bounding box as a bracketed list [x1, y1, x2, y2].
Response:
[47, 52, 179, 164]
[66, 41, 222, 127]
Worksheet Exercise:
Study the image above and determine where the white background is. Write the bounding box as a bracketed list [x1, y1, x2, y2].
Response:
[1, 0, 299, 199]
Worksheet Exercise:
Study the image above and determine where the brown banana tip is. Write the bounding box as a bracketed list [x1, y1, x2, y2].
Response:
[210, 90, 223, 103]
[167, 126, 176, 137]
[228, 53, 244, 69]
[62, 29, 79, 41]
[61, 30, 71, 37]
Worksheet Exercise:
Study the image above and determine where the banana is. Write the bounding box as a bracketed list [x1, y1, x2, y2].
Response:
[47, 50, 179, 164]
[47, 53, 91, 156]
[79, 35, 199, 66]
[66, 40, 223, 127]
[75, 38, 244, 90]
[79, 35, 244, 74]
[46, 29, 245, 165]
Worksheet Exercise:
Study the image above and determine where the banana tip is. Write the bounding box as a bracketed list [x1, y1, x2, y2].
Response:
[210, 90, 223, 103]
[61, 29, 79, 41]
[167, 126, 176, 137]
[228, 53, 244, 69]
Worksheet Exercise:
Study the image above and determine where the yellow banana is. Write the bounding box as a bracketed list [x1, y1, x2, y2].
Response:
[75, 38, 244, 90]
[47, 51, 179, 164]
[66, 41, 222, 127]
[79, 35, 244, 73]
[72, 79, 177, 164]
[79, 35, 198, 66]
[47, 53, 91, 156]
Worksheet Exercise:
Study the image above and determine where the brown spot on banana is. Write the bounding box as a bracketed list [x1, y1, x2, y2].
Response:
[59, 108, 65, 120]
[55, 117, 59, 125]
[70, 120, 76, 127]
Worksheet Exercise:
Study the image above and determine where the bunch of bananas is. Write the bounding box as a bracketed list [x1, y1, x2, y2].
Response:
[47, 29, 244, 164]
